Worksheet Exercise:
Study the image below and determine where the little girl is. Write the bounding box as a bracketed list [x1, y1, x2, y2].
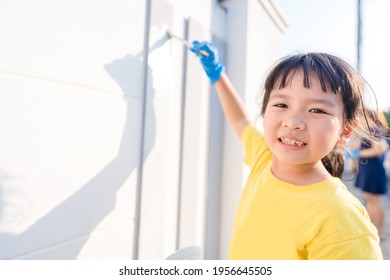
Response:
[191, 41, 383, 259]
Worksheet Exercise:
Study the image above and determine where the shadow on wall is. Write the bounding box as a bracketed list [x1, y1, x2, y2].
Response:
[0, 50, 156, 259]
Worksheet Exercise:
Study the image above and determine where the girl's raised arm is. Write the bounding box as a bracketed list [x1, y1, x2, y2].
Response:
[190, 41, 251, 139]
[214, 73, 250, 138]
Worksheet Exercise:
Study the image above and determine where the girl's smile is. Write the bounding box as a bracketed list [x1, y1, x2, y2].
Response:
[278, 135, 307, 150]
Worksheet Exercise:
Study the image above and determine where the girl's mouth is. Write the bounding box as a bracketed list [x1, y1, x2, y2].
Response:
[279, 137, 307, 147]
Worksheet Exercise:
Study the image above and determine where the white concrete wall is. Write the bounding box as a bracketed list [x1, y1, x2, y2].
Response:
[137, 0, 228, 260]
[0, 0, 286, 260]
[0, 0, 147, 259]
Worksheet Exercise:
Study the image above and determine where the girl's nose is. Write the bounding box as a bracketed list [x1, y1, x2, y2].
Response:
[282, 114, 306, 130]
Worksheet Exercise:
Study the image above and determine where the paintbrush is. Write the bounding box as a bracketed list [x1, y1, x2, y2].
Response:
[167, 30, 209, 57]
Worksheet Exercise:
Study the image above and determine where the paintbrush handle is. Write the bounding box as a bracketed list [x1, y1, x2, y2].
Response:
[198, 50, 209, 57]
[168, 31, 209, 56]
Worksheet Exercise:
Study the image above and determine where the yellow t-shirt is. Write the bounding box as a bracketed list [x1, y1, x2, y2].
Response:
[228, 124, 383, 260]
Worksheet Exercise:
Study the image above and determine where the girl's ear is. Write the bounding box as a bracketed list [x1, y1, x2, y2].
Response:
[338, 120, 359, 144]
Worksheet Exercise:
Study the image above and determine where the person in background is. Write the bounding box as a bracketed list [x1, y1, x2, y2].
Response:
[190, 41, 383, 259]
[354, 110, 388, 241]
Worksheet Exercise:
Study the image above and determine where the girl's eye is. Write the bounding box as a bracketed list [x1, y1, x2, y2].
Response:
[273, 103, 287, 108]
[309, 108, 327, 114]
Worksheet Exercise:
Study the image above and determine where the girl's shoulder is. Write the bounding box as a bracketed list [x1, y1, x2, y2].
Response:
[242, 123, 272, 168]
[319, 183, 368, 219]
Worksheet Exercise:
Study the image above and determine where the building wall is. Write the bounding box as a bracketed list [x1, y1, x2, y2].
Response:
[0, 0, 286, 260]
[0, 0, 147, 259]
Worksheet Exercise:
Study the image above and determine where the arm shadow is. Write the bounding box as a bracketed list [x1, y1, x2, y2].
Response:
[0, 50, 156, 259]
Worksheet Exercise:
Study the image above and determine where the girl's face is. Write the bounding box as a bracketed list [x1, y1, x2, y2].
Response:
[264, 69, 348, 172]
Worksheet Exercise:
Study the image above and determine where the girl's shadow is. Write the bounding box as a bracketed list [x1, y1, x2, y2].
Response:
[0, 48, 156, 259]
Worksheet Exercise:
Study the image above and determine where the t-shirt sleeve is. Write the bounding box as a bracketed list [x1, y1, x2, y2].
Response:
[307, 234, 383, 260]
[241, 123, 272, 167]
[306, 196, 383, 260]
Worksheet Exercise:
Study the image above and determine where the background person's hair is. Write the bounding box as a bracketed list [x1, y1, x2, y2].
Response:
[260, 52, 381, 178]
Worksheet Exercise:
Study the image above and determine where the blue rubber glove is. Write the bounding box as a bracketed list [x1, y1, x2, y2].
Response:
[190, 41, 225, 84]
[350, 149, 361, 159]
